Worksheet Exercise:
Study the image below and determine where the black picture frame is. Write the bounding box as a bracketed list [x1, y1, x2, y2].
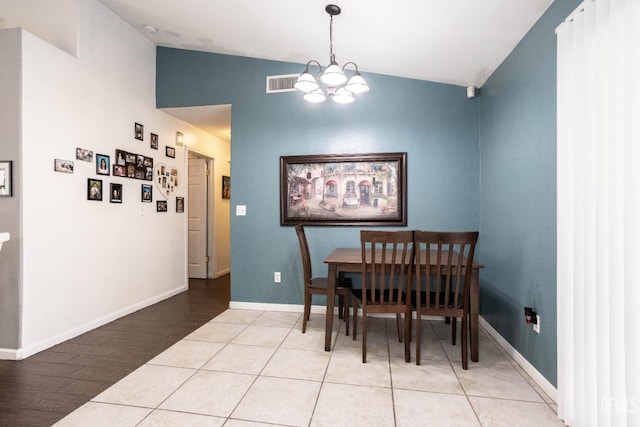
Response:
[87, 178, 103, 201]
[96, 154, 110, 176]
[115, 149, 153, 181]
[280, 152, 407, 226]
[135, 122, 144, 141]
[166, 146, 175, 158]
[142, 184, 152, 202]
[222, 175, 230, 199]
[157, 200, 168, 212]
[150, 133, 158, 149]
[176, 197, 184, 213]
[110, 183, 123, 203]
[0, 160, 13, 197]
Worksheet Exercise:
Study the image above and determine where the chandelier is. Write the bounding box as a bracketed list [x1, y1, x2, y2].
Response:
[294, 4, 369, 104]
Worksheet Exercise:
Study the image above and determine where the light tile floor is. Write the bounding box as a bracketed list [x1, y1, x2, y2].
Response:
[53, 309, 564, 427]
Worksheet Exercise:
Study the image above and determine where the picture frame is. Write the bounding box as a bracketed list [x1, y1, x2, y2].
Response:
[75, 148, 93, 162]
[0, 161, 13, 197]
[280, 152, 407, 226]
[150, 133, 158, 149]
[115, 149, 153, 181]
[54, 159, 74, 174]
[222, 175, 230, 199]
[87, 178, 103, 201]
[157, 200, 168, 212]
[96, 154, 110, 176]
[165, 146, 176, 158]
[135, 122, 144, 141]
[176, 197, 185, 213]
[110, 183, 123, 203]
[141, 184, 152, 202]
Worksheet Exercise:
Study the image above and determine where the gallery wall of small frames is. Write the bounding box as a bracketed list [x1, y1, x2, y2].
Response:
[53, 122, 184, 214]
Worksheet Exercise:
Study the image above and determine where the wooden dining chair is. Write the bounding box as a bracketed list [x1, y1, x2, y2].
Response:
[295, 224, 352, 334]
[352, 230, 414, 363]
[413, 230, 478, 369]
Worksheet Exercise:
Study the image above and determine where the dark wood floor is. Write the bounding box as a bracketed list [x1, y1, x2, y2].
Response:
[0, 275, 230, 427]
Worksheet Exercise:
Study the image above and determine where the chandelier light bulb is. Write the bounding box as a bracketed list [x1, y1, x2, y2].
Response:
[345, 72, 370, 94]
[294, 71, 320, 92]
[332, 87, 355, 104]
[304, 88, 327, 103]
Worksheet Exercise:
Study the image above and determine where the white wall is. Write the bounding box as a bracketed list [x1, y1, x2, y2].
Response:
[2, 0, 229, 358]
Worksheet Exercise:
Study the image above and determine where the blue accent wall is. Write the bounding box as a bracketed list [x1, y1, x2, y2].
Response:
[478, 0, 581, 387]
[156, 0, 579, 386]
[156, 49, 479, 307]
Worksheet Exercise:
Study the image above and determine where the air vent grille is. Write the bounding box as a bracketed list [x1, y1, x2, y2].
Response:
[266, 74, 299, 93]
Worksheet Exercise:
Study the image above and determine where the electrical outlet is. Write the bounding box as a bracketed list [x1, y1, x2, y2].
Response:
[274, 272, 281, 283]
[533, 315, 541, 333]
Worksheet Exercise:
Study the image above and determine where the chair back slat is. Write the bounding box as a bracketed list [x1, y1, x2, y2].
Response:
[360, 230, 414, 308]
[414, 231, 478, 315]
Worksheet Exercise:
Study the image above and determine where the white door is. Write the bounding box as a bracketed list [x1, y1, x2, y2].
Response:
[188, 158, 208, 278]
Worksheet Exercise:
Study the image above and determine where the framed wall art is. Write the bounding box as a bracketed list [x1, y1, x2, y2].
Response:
[110, 183, 123, 203]
[135, 122, 144, 141]
[54, 159, 74, 174]
[87, 178, 103, 201]
[157, 200, 168, 212]
[150, 133, 158, 149]
[0, 161, 13, 197]
[115, 149, 153, 181]
[96, 154, 110, 176]
[280, 152, 407, 226]
[176, 197, 184, 213]
[141, 184, 152, 202]
[165, 146, 175, 158]
[76, 148, 93, 162]
[222, 175, 230, 199]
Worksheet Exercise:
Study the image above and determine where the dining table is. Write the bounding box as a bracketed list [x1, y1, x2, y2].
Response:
[323, 247, 485, 362]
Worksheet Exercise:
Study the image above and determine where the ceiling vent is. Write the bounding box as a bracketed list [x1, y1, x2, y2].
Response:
[266, 74, 300, 93]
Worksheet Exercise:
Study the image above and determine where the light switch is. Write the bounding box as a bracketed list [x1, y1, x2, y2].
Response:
[236, 205, 246, 216]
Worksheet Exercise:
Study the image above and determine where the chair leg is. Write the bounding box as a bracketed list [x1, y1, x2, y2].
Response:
[352, 299, 358, 340]
[396, 313, 403, 343]
[404, 311, 411, 363]
[461, 314, 468, 370]
[338, 295, 344, 319]
[362, 313, 368, 363]
[451, 317, 457, 345]
[415, 308, 422, 365]
[302, 291, 311, 333]
[344, 292, 350, 336]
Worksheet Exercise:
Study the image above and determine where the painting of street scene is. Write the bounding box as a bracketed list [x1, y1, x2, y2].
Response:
[280, 153, 407, 226]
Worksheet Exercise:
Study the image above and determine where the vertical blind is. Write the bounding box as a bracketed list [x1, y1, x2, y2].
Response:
[556, 0, 640, 426]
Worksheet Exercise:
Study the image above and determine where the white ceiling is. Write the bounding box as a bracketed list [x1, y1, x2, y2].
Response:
[1, 0, 554, 143]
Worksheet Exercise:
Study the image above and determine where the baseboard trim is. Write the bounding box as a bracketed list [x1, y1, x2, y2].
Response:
[479, 316, 557, 403]
[2, 285, 188, 361]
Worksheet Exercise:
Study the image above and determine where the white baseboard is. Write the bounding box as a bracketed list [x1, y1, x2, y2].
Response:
[479, 316, 558, 403]
[1, 285, 188, 361]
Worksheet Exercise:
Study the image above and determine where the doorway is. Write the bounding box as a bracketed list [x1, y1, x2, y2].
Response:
[188, 152, 214, 278]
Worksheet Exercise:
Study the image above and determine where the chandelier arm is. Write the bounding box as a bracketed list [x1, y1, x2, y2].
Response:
[304, 60, 324, 74]
[341, 61, 360, 72]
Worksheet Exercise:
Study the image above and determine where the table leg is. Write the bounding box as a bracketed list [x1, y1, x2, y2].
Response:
[325, 263, 337, 351]
[470, 269, 479, 362]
